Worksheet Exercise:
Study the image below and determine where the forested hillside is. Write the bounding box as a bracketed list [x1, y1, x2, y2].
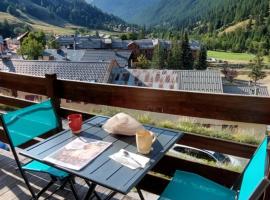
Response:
[0, 0, 124, 37]
[146, 0, 269, 54]
[195, 0, 270, 54]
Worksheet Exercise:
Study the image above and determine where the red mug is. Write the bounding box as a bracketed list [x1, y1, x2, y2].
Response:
[67, 114, 82, 134]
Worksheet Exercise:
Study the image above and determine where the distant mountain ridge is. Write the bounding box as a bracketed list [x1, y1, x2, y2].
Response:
[89, 0, 159, 24]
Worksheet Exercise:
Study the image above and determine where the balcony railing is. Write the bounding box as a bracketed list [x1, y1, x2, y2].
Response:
[0, 71, 270, 197]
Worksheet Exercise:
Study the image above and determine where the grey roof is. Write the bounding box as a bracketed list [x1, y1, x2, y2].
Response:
[76, 38, 102, 49]
[0, 60, 113, 83]
[80, 50, 132, 67]
[43, 49, 85, 61]
[56, 36, 103, 49]
[112, 39, 124, 49]
[44, 49, 132, 67]
[111, 69, 223, 93]
[223, 85, 269, 96]
[55, 36, 75, 45]
[178, 70, 222, 93]
[134, 39, 154, 49]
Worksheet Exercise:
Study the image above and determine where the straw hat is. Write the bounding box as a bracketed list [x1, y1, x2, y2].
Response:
[102, 113, 144, 136]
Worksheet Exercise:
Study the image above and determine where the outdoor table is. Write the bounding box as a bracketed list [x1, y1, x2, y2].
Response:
[20, 116, 183, 200]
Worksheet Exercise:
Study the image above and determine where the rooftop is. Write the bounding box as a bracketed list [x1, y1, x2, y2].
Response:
[223, 85, 269, 96]
[44, 49, 133, 67]
[111, 69, 223, 93]
[0, 60, 114, 83]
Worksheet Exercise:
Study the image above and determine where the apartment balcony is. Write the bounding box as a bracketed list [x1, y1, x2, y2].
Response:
[0, 72, 269, 199]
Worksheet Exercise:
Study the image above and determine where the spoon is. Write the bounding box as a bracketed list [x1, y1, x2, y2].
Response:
[122, 150, 142, 168]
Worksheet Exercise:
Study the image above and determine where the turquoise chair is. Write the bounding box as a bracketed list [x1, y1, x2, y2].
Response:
[159, 137, 270, 200]
[1, 100, 79, 200]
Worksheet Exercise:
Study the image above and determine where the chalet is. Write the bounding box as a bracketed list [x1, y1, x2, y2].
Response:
[43, 49, 134, 67]
[128, 39, 154, 60]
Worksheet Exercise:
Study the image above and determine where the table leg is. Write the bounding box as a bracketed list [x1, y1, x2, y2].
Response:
[136, 187, 145, 200]
[104, 191, 117, 200]
[84, 182, 97, 200]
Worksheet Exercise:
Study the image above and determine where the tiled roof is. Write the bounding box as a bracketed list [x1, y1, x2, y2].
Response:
[44, 49, 132, 67]
[178, 70, 223, 93]
[80, 50, 132, 67]
[43, 49, 85, 61]
[111, 69, 223, 93]
[223, 85, 269, 96]
[112, 39, 124, 49]
[0, 60, 113, 83]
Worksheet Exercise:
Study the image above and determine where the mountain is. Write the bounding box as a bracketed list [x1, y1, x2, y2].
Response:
[89, 0, 158, 24]
[0, 0, 124, 34]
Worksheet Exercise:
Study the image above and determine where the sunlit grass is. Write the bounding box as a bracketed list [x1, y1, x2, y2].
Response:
[91, 108, 262, 145]
[208, 50, 269, 64]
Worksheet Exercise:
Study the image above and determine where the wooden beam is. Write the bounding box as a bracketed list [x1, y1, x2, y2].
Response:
[0, 95, 35, 108]
[0, 72, 47, 95]
[59, 107, 94, 120]
[180, 133, 257, 158]
[57, 80, 270, 124]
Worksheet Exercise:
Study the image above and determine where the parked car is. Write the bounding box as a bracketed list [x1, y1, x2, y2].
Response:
[170, 144, 241, 167]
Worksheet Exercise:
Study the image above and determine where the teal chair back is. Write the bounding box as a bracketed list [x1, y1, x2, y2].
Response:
[1, 99, 61, 147]
[238, 137, 269, 200]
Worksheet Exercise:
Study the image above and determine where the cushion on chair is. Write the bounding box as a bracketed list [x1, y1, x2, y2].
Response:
[22, 160, 69, 179]
[159, 170, 236, 200]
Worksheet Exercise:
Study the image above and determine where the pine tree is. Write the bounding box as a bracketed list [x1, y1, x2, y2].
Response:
[194, 46, 207, 70]
[248, 54, 266, 85]
[181, 32, 193, 69]
[167, 39, 182, 69]
[151, 43, 166, 69]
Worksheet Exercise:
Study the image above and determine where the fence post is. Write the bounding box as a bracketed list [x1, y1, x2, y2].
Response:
[45, 73, 61, 116]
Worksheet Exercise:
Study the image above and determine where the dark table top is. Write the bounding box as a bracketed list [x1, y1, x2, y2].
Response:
[20, 116, 183, 194]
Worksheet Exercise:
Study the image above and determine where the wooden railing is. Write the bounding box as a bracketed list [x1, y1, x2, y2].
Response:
[0, 71, 270, 195]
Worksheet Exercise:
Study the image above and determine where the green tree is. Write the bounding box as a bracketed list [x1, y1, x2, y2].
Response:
[47, 38, 60, 49]
[137, 54, 150, 69]
[248, 54, 266, 85]
[18, 38, 44, 60]
[167, 39, 182, 69]
[26, 31, 46, 47]
[151, 43, 166, 69]
[138, 26, 146, 39]
[181, 32, 193, 69]
[127, 32, 138, 40]
[194, 46, 207, 70]
[18, 31, 46, 60]
[120, 34, 128, 40]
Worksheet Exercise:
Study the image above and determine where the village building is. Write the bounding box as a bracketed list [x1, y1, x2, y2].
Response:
[43, 49, 134, 68]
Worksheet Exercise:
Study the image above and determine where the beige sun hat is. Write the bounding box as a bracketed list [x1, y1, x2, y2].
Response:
[102, 113, 144, 136]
